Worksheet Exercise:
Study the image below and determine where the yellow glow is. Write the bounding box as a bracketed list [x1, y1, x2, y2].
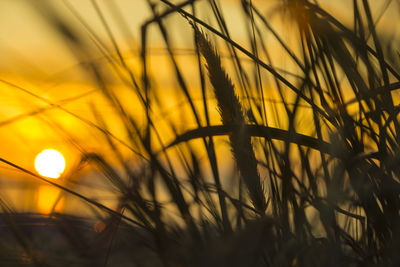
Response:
[36, 185, 64, 214]
[34, 149, 65, 178]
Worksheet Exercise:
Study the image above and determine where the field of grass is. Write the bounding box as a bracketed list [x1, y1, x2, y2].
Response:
[2, 0, 400, 266]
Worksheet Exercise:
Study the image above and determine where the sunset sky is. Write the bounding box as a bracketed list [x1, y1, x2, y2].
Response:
[0, 0, 399, 213]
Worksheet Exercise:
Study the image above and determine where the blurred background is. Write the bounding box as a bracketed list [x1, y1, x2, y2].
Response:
[0, 0, 399, 215]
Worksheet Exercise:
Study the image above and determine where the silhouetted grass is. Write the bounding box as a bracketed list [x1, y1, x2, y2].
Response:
[2, 0, 400, 266]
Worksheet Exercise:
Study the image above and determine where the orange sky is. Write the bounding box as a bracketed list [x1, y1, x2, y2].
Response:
[0, 0, 399, 213]
[0, 0, 398, 167]
[1, 0, 398, 164]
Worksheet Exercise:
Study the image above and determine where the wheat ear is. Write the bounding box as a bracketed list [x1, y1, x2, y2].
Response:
[193, 25, 267, 213]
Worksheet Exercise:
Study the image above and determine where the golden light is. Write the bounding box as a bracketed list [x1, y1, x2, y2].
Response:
[36, 185, 64, 214]
[34, 149, 66, 178]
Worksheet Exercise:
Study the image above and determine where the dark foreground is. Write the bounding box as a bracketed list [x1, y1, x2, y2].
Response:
[0, 213, 159, 267]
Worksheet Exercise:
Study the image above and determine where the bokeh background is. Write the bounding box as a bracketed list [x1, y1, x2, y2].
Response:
[0, 0, 399, 215]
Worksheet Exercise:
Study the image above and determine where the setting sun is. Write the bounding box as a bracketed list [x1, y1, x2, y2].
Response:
[34, 149, 65, 178]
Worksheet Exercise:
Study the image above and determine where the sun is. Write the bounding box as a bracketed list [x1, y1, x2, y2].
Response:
[35, 149, 66, 179]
